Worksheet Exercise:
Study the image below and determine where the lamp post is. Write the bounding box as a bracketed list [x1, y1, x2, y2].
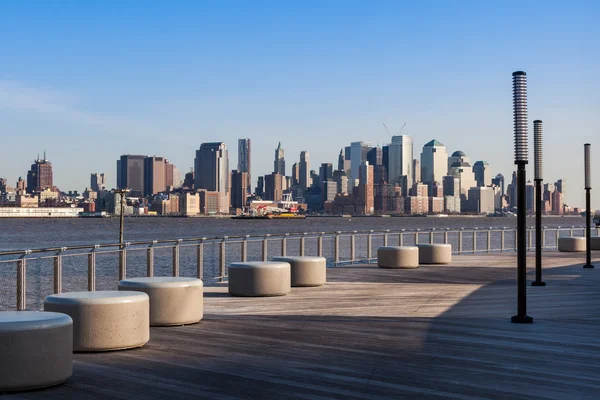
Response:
[113, 188, 130, 244]
[511, 71, 533, 323]
[531, 120, 546, 286]
[583, 144, 594, 269]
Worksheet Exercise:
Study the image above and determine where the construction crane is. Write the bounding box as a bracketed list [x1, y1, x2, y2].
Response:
[382, 122, 407, 139]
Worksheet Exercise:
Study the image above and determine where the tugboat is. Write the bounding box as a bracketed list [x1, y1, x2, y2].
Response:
[232, 193, 306, 220]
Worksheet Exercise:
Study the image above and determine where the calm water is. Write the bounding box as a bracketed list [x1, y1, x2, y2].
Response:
[0, 215, 586, 251]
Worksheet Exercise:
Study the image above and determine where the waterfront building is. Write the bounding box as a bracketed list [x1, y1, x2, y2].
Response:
[16, 177, 26, 193]
[429, 197, 444, 213]
[321, 180, 337, 209]
[430, 182, 443, 198]
[555, 179, 566, 205]
[179, 193, 200, 216]
[492, 174, 505, 196]
[26, 154, 53, 193]
[467, 187, 496, 214]
[420, 140, 448, 187]
[473, 161, 492, 187]
[264, 173, 284, 202]
[405, 196, 428, 215]
[358, 161, 374, 215]
[444, 195, 461, 213]
[198, 190, 221, 215]
[350, 141, 372, 182]
[238, 138, 251, 191]
[194, 142, 230, 213]
[299, 151, 310, 191]
[374, 183, 403, 214]
[230, 170, 249, 210]
[90, 173, 106, 192]
[274, 142, 285, 176]
[117, 154, 146, 196]
[411, 182, 428, 198]
[387, 135, 413, 185]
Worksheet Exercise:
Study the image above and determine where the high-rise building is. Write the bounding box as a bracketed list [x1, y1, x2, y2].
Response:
[194, 142, 230, 213]
[367, 147, 382, 167]
[90, 173, 105, 192]
[387, 135, 413, 185]
[299, 151, 310, 191]
[448, 151, 476, 199]
[255, 176, 264, 198]
[350, 141, 372, 183]
[358, 161, 374, 215]
[442, 175, 460, 197]
[291, 163, 300, 186]
[264, 173, 284, 202]
[144, 156, 166, 196]
[238, 138, 251, 191]
[117, 155, 145, 196]
[183, 170, 194, 190]
[555, 179, 566, 204]
[420, 140, 448, 186]
[274, 142, 285, 176]
[492, 174, 505, 196]
[473, 161, 492, 187]
[412, 159, 421, 184]
[337, 149, 345, 171]
[26, 154, 53, 193]
[319, 163, 333, 183]
[230, 170, 249, 210]
[382, 145, 390, 183]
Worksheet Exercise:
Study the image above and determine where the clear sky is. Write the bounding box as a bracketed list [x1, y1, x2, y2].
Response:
[1, 1, 598, 208]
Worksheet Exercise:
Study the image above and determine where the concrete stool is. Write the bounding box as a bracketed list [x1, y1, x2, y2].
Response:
[229, 262, 291, 297]
[417, 244, 452, 264]
[591, 237, 600, 251]
[118, 277, 203, 326]
[0, 311, 72, 392]
[273, 256, 326, 286]
[558, 237, 586, 252]
[377, 246, 419, 269]
[44, 291, 149, 352]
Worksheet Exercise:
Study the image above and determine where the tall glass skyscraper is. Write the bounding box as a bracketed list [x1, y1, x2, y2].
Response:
[387, 135, 413, 185]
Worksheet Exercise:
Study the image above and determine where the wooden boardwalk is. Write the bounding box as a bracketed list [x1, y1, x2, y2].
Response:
[6, 252, 600, 400]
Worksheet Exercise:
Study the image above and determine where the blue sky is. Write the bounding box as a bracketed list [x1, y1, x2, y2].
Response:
[1, 1, 599, 208]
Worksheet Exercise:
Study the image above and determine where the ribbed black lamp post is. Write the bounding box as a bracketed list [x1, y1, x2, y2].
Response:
[531, 120, 546, 286]
[511, 71, 533, 324]
[583, 143, 594, 269]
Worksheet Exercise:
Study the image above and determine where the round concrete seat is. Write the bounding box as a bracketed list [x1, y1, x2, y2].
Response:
[416, 244, 452, 264]
[272, 256, 326, 286]
[377, 246, 419, 269]
[0, 311, 72, 392]
[228, 262, 291, 297]
[591, 237, 600, 251]
[44, 291, 149, 352]
[118, 277, 203, 326]
[558, 237, 586, 252]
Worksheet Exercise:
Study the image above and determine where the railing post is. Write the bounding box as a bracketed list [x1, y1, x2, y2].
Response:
[173, 239, 182, 277]
[383, 230, 389, 247]
[501, 229, 506, 252]
[317, 233, 324, 257]
[570, 226, 574, 237]
[53, 248, 65, 294]
[147, 241, 156, 277]
[514, 229, 518, 251]
[429, 230, 434, 244]
[350, 232, 356, 263]
[366, 231, 373, 261]
[281, 234, 288, 256]
[300, 233, 306, 256]
[262, 235, 269, 261]
[473, 230, 477, 254]
[219, 238, 227, 281]
[334, 232, 340, 265]
[555, 228, 559, 248]
[528, 229, 533, 251]
[542, 227, 546, 249]
[459, 229, 463, 254]
[415, 230, 419, 245]
[197, 240, 205, 280]
[88, 246, 98, 291]
[487, 230, 491, 253]
[400, 230, 404, 247]
[444, 229, 449, 244]
[119, 243, 128, 281]
[17, 255, 28, 311]
[242, 235, 249, 262]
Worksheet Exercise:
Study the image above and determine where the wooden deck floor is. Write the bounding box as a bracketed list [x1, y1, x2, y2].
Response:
[7, 252, 600, 400]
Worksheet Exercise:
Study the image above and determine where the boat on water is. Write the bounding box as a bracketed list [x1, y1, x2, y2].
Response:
[232, 193, 306, 220]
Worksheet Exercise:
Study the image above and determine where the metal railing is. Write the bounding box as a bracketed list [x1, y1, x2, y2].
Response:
[1, 226, 597, 311]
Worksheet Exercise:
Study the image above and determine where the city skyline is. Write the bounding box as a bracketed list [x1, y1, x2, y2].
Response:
[0, 2, 598, 208]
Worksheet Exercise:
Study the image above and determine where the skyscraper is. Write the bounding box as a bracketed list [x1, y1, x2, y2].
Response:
[26, 154, 53, 193]
[319, 163, 333, 183]
[264, 173, 284, 202]
[337, 149, 345, 171]
[387, 135, 413, 185]
[412, 159, 421, 184]
[117, 154, 145, 196]
[230, 170, 248, 210]
[144, 156, 166, 196]
[194, 142, 230, 213]
[350, 141, 372, 183]
[358, 161, 374, 215]
[274, 142, 285, 176]
[299, 151, 310, 191]
[90, 173, 105, 192]
[473, 161, 492, 187]
[238, 138, 251, 191]
[420, 139, 448, 186]
[492, 174, 505, 196]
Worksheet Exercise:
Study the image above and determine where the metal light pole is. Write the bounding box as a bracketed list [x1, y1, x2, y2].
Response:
[532, 120, 546, 286]
[583, 144, 594, 269]
[511, 71, 533, 323]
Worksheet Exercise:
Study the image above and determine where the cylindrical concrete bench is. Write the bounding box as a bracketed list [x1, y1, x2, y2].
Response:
[416, 244, 452, 264]
[558, 237, 586, 252]
[44, 291, 149, 352]
[118, 277, 203, 326]
[228, 262, 291, 297]
[377, 246, 419, 269]
[0, 311, 73, 392]
[272, 256, 326, 286]
[591, 237, 600, 251]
